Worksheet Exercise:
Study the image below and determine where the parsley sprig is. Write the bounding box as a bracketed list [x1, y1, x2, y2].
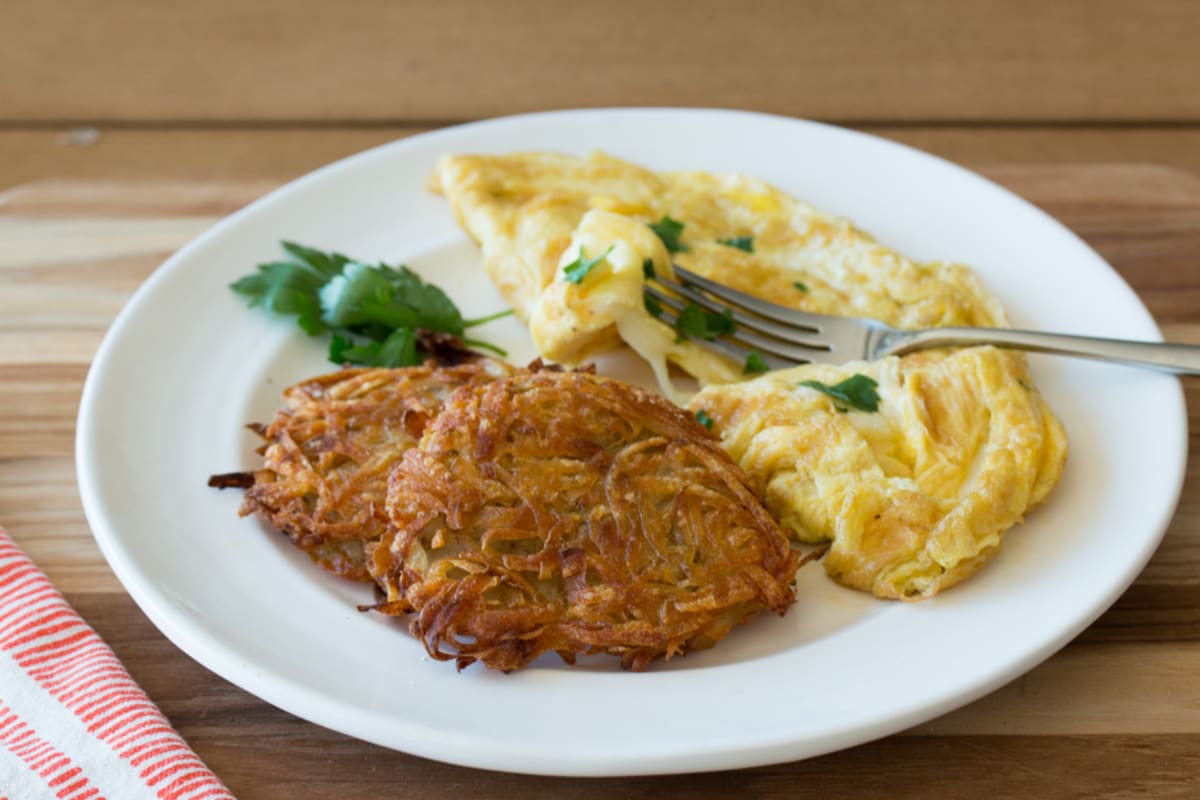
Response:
[231, 241, 510, 368]
[799, 374, 881, 413]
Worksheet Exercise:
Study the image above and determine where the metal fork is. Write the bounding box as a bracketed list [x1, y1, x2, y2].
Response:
[645, 266, 1200, 373]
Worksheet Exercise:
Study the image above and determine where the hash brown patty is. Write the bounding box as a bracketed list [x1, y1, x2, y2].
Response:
[234, 360, 514, 582]
[370, 368, 800, 671]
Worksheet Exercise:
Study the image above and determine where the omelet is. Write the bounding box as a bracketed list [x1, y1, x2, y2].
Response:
[688, 347, 1067, 599]
[429, 151, 1007, 397]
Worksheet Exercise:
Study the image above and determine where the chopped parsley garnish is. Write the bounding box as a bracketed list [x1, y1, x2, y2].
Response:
[673, 303, 735, 342]
[799, 374, 881, 413]
[642, 258, 656, 279]
[695, 409, 715, 429]
[231, 241, 507, 368]
[562, 245, 614, 284]
[718, 236, 754, 253]
[743, 350, 770, 374]
[648, 216, 688, 253]
[793, 280, 809, 292]
[643, 291, 663, 317]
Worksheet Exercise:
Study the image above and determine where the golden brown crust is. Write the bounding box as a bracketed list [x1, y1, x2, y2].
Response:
[239, 360, 515, 582]
[371, 369, 799, 671]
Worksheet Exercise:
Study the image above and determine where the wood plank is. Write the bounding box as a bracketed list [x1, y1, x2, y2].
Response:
[0, 176, 281, 218]
[6, 126, 1200, 197]
[0, 364, 84, 455]
[883, 125, 1200, 177]
[175, 731, 1200, 800]
[0, 127, 427, 192]
[2, 1, 1199, 123]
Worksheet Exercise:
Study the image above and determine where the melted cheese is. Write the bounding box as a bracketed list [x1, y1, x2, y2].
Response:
[528, 209, 737, 401]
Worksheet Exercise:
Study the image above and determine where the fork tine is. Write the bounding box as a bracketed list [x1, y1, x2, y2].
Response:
[648, 277, 834, 351]
[672, 265, 839, 331]
[646, 286, 829, 363]
[651, 306, 799, 370]
[661, 265, 875, 365]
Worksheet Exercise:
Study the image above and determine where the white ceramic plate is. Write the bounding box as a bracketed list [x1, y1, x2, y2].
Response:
[76, 109, 1187, 776]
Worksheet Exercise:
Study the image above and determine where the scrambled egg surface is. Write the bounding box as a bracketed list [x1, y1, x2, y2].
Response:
[429, 151, 1008, 397]
[689, 348, 1067, 599]
[430, 151, 1068, 599]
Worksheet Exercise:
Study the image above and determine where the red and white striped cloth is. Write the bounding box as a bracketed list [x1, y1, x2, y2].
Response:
[0, 526, 233, 799]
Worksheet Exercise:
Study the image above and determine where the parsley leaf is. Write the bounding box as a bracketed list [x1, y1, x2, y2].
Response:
[695, 409, 715, 429]
[230, 240, 361, 335]
[743, 350, 770, 374]
[280, 240, 352, 280]
[674, 303, 735, 342]
[718, 236, 754, 253]
[799, 374, 881, 413]
[643, 291, 663, 317]
[329, 328, 419, 367]
[648, 216, 688, 253]
[319, 261, 464, 336]
[793, 280, 809, 292]
[562, 245, 614, 284]
[230, 260, 329, 335]
[642, 258, 656, 279]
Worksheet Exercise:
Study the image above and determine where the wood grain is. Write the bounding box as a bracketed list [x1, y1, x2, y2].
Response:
[194, 736, 1200, 800]
[2, 1, 1199, 124]
[1, 168, 1199, 797]
[8, 125, 1200, 194]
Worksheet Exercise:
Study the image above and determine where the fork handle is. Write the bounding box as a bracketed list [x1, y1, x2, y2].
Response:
[880, 327, 1200, 374]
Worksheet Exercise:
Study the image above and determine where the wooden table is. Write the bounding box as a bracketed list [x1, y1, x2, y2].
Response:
[1, 165, 1198, 797]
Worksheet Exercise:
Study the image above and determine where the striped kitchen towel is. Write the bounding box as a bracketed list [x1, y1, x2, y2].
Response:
[0, 526, 234, 799]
